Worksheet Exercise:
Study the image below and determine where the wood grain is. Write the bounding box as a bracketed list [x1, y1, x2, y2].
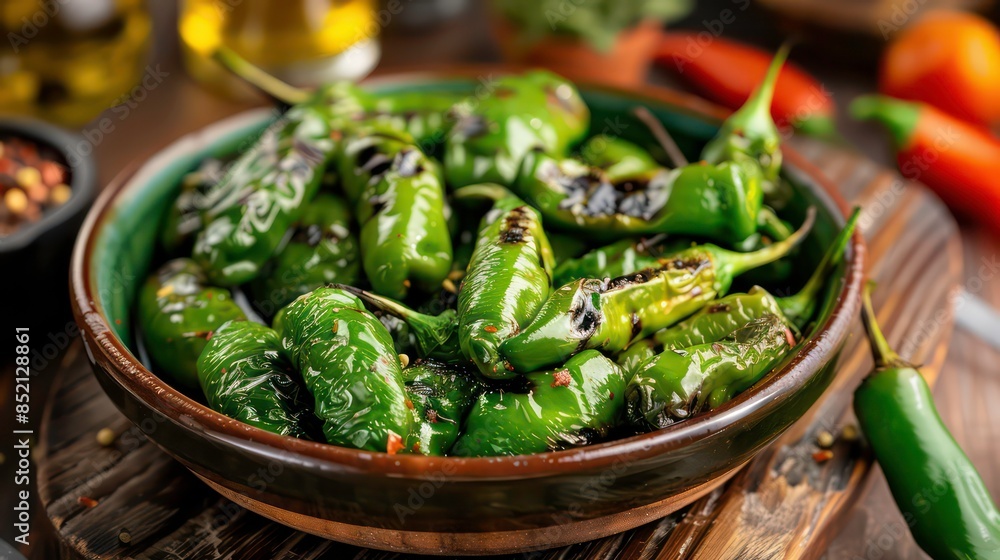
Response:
[30, 136, 963, 559]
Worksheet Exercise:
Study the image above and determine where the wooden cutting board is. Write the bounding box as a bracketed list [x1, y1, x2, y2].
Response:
[31, 134, 962, 560]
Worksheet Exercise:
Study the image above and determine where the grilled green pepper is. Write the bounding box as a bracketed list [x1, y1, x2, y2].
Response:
[333, 284, 462, 363]
[249, 193, 360, 317]
[652, 207, 859, 349]
[453, 350, 626, 456]
[444, 71, 589, 188]
[273, 287, 414, 452]
[499, 208, 813, 372]
[335, 126, 453, 299]
[856, 282, 1000, 560]
[138, 258, 246, 390]
[160, 158, 226, 253]
[552, 234, 687, 287]
[404, 360, 484, 456]
[455, 189, 555, 378]
[512, 149, 764, 244]
[628, 313, 793, 428]
[192, 97, 340, 286]
[196, 320, 318, 438]
[578, 137, 661, 181]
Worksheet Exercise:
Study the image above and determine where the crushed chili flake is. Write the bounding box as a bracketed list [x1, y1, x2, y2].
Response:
[412, 442, 420, 453]
[550, 369, 572, 388]
[405, 398, 414, 410]
[426, 409, 439, 423]
[483, 325, 498, 333]
[78, 496, 98, 508]
[812, 450, 834, 463]
[784, 327, 796, 347]
[609, 392, 615, 400]
[386, 432, 404, 455]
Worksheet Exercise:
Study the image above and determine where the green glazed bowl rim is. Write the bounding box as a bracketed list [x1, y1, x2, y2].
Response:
[71, 69, 865, 480]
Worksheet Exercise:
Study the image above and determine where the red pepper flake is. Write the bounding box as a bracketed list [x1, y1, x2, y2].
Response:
[405, 398, 414, 410]
[550, 369, 572, 388]
[784, 327, 796, 347]
[221, 367, 227, 374]
[426, 409, 439, 423]
[205, 330, 214, 341]
[386, 432, 404, 455]
[609, 392, 615, 400]
[78, 496, 98, 508]
[115, 319, 122, 325]
[812, 449, 834, 464]
[402, 279, 411, 288]
[412, 442, 420, 453]
[484, 325, 498, 334]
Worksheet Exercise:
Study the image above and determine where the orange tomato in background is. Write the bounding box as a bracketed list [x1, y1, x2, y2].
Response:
[880, 10, 1000, 126]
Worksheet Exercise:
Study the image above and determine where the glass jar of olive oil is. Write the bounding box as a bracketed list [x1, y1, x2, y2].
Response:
[0, 0, 151, 126]
[179, 0, 380, 98]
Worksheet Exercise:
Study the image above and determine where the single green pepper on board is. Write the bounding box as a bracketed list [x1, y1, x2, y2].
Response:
[273, 288, 414, 453]
[512, 148, 764, 244]
[499, 208, 814, 372]
[856, 282, 1000, 560]
[452, 350, 626, 457]
[138, 259, 246, 390]
[335, 126, 453, 299]
[250, 193, 360, 317]
[404, 360, 485, 456]
[196, 320, 318, 439]
[455, 188, 556, 378]
[444, 71, 589, 188]
[652, 207, 860, 349]
[700, 46, 788, 189]
[332, 284, 462, 363]
[627, 313, 793, 428]
[192, 98, 340, 286]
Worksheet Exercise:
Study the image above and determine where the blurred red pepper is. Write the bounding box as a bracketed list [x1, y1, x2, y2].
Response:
[654, 33, 835, 136]
[852, 95, 1000, 232]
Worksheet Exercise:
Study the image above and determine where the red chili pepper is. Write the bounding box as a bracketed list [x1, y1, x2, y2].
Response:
[852, 95, 1000, 232]
[654, 33, 835, 136]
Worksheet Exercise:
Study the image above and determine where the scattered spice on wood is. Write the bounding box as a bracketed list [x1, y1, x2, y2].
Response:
[118, 529, 132, 545]
[78, 496, 98, 508]
[812, 449, 834, 463]
[840, 424, 859, 442]
[815, 430, 835, 449]
[96, 428, 116, 447]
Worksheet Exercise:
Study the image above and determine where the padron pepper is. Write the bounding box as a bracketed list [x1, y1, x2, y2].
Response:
[196, 320, 318, 439]
[856, 282, 1000, 560]
[552, 234, 686, 287]
[335, 126, 453, 299]
[273, 288, 414, 453]
[404, 360, 484, 456]
[452, 350, 626, 457]
[652, 207, 860, 350]
[499, 208, 814, 372]
[250, 193, 360, 317]
[627, 313, 794, 428]
[138, 258, 246, 390]
[444, 71, 589, 188]
[192, 95, 342, 286]
[160, 157, 226, 253]
[333, 284, 462, 363]
[454, 187, 555, 378]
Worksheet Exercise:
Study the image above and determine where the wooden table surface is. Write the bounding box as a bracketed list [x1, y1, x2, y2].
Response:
[2, 2, 998, 559]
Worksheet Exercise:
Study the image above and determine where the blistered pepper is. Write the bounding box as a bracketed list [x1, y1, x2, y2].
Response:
[452, 350, 626, 456]
[499, 208, 813, 372]
[250, 193, 360, 317]
[404, 360, 485, 456]
[455, 188, 555, 378]
[196, 320, 318, 438]
[335, 126, 453, 299]
[273, 288, 414, 452]
[138, 259, 246, 390]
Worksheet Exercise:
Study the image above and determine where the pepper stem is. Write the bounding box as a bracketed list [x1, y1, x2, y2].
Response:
[860, 280, 906, 369]
[849, 95, 920, 151]
[212, 46, 311, 106]
[725, 205, 815, 276]
[757, 207, 794, 241]
[331, 283, 454, 355]
[777, 207, 860, 328]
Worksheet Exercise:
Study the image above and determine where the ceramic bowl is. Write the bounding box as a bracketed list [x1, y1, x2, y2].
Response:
[70, 71, 864, 555]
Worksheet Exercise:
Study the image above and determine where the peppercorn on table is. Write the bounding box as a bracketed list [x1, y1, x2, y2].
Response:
[29, 134, 963, 560]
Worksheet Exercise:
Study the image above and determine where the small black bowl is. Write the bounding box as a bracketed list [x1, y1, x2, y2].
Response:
[0, 117, 97, 334]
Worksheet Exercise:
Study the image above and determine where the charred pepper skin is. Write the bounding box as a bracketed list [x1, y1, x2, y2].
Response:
[499, 209, 813, 372]
[404, 360, 485, 456]
[457, 191, 555, 378]
[335, 126, 453, 299]
[250, 193, 360, 316]
[444, 71, 589, 188]
[192, 99, 341, 286]
[627, 313, 792, 428]
[856, 283, 1000, 560]
[513, 149, 764, 244]
[196, 320, 318, 439]
[138, 259, 246, 391]
[273, 288, 414, 453]
[452, 350, 626, 457]
[552, 235, 686, 287]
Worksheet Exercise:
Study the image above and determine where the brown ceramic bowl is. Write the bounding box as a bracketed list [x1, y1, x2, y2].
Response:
[70, 70, 864, 555]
